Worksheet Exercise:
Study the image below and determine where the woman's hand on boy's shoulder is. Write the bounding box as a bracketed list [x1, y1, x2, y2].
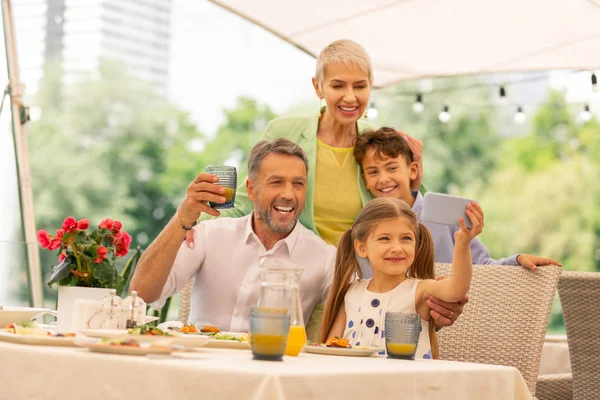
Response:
[516, 254, 562, 271]
[394, 129, 423, 191]
[454, 202, 484, 244]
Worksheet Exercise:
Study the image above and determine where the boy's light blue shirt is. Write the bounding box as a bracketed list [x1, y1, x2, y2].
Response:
[360, 192, 519, 278]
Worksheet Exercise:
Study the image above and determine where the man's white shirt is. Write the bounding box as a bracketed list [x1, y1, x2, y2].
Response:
[152, 213, 336, 332]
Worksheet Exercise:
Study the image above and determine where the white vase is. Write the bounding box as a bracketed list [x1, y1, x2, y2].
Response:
[57, 286, 112, 332]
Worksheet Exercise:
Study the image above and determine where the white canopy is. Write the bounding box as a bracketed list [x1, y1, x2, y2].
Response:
[210, 0, 600, 87]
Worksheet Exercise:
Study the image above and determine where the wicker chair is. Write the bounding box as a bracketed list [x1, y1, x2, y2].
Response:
[536, 373, 573, 400]
[557, 271, 600, 400]
[178, 279, 195, 323]
[435, 263, 562, 396]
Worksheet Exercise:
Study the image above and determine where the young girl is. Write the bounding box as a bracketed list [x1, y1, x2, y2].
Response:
[319, 197, 483, 358]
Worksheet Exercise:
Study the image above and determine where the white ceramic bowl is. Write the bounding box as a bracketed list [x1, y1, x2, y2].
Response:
[0, 306, 52, 328]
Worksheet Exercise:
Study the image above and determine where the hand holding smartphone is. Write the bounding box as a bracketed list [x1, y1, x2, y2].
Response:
[420, 192, 474, 229]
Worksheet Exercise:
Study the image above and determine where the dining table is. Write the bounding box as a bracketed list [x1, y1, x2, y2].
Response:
[0, 341, 533, 400]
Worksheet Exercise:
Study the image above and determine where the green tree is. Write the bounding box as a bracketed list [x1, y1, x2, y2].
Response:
[374, 77, 502, 193]
[457, 90, 600, 332]
[200, 97, 276, 177]
[29, 61, 206, 300]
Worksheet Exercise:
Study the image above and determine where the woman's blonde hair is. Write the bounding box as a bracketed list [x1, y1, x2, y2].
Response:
[315, 39, 373, 88]
[318, 197, 439, 359]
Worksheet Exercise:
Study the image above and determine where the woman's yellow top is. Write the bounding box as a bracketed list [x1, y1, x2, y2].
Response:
[313, 139, 363, 247]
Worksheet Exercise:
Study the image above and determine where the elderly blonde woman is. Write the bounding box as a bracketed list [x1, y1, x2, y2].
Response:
[185, 40, 463, 337]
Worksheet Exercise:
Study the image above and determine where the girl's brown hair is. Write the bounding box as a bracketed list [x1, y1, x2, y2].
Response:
[319, 197, 439, 358]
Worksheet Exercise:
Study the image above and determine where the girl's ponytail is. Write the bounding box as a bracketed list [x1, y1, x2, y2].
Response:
[407, 222, 439, 359]
[318, 229, 362, 343]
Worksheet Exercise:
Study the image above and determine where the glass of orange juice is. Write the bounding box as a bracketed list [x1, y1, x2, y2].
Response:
[205, 165, 236, 209]
[384, 312, 420, 360]
[249, 307, 290, 361]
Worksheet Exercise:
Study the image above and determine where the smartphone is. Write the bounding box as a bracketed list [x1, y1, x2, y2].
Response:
[420, 192, 474, 229]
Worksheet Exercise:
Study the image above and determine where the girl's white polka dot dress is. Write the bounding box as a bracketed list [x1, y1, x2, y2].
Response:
[343, 278, 432, 358]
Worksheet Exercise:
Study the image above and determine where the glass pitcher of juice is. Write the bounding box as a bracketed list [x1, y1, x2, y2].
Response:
[284, 266, 307, 356]
[257, 259, 307, 356]
[256, 262, 293, 313]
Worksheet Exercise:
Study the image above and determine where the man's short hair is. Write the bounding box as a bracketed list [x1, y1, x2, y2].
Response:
[248, 138, 309, 180]
[354, 128, 413, 167]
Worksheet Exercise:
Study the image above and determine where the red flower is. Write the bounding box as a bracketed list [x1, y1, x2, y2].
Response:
[62, 216, 78, 233]
[98, 218, 114, 230]
[112, 220, 122, 234]
[55, 229, 64, 238]
[59, 253, 67, 263]
[77, 219, 90, 230]
[114, 231, 132, 257]
[48, 238, 62, 251]
[93, 257, 103, 264]
[37, 230, 51, 249]
[97, 246, 108, 259]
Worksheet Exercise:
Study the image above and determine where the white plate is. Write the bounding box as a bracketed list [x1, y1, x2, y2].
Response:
[0, 330, 77, 347]
[0, 307, 53, 327]
[83, 342, 178, 356]
[206, 332, 250, 350]
[304, 345, 382, 357]
[203, 333, 250, 350]
[205, 338, 250, 350]
[80, 329, 210, 348]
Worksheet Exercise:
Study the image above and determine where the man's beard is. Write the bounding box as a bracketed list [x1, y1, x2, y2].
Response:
[255, 201, 299, 234]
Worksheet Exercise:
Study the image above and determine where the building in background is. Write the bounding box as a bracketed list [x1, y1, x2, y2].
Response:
[15, 0, 173, 97]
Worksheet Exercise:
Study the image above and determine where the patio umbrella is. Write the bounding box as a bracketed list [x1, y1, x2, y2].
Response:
[210, 0, 600, 87]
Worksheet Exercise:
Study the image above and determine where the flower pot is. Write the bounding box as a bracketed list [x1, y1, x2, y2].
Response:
[57, 286, 112, 332]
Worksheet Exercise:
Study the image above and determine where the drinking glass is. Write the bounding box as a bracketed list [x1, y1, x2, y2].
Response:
[249, 307, 290, 361]
[205, 165, 237, 209]
[384, 312, 421, 360]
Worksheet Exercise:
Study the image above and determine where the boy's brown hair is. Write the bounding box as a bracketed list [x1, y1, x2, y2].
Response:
[354, 127, 413, 167]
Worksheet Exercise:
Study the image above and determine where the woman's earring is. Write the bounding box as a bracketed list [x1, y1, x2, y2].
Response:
[320, 98, 326, 114]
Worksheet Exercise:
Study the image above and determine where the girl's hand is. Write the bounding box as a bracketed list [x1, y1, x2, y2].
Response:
[454, 202, 484, 244]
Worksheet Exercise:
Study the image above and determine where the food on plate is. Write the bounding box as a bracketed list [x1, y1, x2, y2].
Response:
[180, 324, 197, 333]
[99, 338, 173, 349]
[4, 322, 75, 337]
[107, 339, 141, 347]
[213, 332, 249, 342]
[325, 337, 351, 348]
[200, 325, 220, 333]
[127, 326, 171, 336]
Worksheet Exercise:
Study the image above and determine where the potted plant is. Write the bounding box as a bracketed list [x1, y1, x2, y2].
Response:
[37, 217, 132, 331]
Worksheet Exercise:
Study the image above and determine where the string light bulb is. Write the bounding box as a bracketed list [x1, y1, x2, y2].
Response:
[592, 73, 598, 93]
[367, 102, 378, 120]
[499, 86, 508, 104]
[412, 94, 424, 114]
[514, 106, 526, 124]
[438, 104, 451, 123]
[580, 104, 592, 122]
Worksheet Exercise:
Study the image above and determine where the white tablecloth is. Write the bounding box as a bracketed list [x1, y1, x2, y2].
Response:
[0, 342, 532, 400]
[539, 335, 571, 376]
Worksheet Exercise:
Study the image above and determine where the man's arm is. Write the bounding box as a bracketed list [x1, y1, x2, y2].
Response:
[130, 214, 189, 303]
[131, 173, 225, 302]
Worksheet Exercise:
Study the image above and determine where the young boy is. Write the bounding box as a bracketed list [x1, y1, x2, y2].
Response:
[353, 127, 561, 272]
